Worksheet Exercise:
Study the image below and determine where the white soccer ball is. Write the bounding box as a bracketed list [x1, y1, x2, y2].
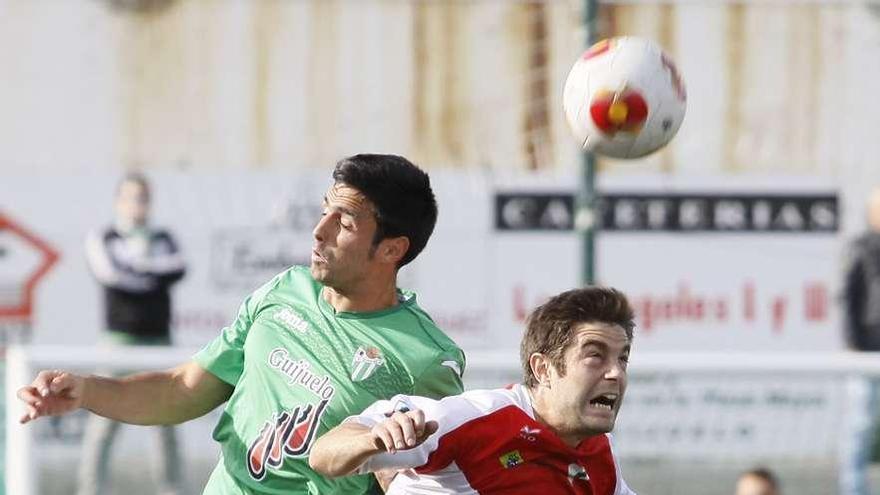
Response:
[563, 36, 687, 159]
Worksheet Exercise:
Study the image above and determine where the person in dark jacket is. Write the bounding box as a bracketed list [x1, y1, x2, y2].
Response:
[840, 188, 880, 495]
[81, 172, 186, 495]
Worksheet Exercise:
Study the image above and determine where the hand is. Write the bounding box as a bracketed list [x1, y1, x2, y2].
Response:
[16, 370, 86, 424]
[369, 409, 438, 455]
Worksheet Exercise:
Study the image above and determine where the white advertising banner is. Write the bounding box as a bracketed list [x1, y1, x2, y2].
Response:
[597, 174, 843, 352]
[0, 170, 842, 353]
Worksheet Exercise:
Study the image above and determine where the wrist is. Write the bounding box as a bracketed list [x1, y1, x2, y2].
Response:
[365, 429, 386, 454]
[79, 374, 95, 411]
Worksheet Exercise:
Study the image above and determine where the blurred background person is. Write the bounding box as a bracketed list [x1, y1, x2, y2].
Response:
[734, 468, 780, 495]
[81, 172, 187, 495]
[840, 186, 880, 495]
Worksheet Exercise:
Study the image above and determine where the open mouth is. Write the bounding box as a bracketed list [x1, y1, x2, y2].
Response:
[588, 393, 618, 411]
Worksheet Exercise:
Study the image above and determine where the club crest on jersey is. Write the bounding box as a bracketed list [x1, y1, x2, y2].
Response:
[246, 399, 330, 481]
[568, 463, 589, 484]
[499, 450, 525, 469]
[351, 346, 384, 382]
[519, 425, 541, 442]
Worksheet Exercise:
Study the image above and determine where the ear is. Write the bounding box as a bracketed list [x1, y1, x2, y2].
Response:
[377, 236, 410, 265]
[529, 352, 554, 387]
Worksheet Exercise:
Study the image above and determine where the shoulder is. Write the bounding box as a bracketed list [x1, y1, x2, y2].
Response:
[432, 388, 526, 428]
[87, 226, 116, 242]
[452, 387, 524, 415]
[851, 233, 880, 251]
[400, 296, 462, 355]
[255, 265, 321, 301]
[282, 265, 323, 290]
[375, 388, 525, 430]
[846, 234, 880, 266]
[250, 266, 304, 298]
[150, 228, 178, 242]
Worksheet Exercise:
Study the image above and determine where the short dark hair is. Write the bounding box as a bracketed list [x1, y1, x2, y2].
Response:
[520, 287, 635, 388]
[117, 171, 151, 202]
[332, 154, 438, 267]
[740, 467, 779, 489]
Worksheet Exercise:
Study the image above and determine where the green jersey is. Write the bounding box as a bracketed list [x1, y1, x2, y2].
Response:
[194, 266, 465, 494]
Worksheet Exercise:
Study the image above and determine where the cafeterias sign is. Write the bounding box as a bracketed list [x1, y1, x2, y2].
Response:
[0, 212, 59, 325]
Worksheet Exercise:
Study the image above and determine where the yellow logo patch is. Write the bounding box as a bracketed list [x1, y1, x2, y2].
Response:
[499, 450, 524, 469]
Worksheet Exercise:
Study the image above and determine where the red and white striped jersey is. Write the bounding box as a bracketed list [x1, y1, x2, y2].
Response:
[349, 384, 637, 495]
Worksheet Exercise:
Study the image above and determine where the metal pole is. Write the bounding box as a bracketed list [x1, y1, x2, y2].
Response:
[579, 0, 599, 285]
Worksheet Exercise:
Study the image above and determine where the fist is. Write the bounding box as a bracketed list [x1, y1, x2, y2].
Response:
[370, 409, 439, 454]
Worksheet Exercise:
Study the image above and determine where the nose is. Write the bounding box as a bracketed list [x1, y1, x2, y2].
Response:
[604, 361, 625, 381]
[312, 212, 336, 242]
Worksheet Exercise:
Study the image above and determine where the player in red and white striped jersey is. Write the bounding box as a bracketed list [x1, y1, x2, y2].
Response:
[310, 287, 637, 495]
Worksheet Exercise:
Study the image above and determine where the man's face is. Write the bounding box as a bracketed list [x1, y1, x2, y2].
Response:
[544, 322, 630, 439]
[310, 183, 381, 290]
[735, 475, 777, 495]
[115, 180, 149, 226]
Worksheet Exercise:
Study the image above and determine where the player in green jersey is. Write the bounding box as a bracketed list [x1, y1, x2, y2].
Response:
[17, 154, 466, 494]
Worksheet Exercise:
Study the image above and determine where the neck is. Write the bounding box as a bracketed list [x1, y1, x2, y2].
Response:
[322, 273, 399, 313]
[526, 385, 582, 449]
[116, 218, 146, 234]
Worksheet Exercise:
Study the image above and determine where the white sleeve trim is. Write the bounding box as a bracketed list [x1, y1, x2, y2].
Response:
[349, 388, 522, 475]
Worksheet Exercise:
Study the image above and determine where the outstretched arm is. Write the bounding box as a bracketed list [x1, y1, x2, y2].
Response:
[17, 360, 233, 426]
[309, 409, 438, 478]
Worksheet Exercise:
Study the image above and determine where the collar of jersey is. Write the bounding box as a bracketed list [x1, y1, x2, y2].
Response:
[317, 288, 416, 319]
[517, 383, 611, 456]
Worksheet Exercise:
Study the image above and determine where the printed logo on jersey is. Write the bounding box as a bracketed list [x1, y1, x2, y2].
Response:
[384, 399, 412, 417]
[246, 400, 330, 481]
[519, 426, 541, 442]
[268, 348, 336, 400]
[568, 463, 589, 484]
[351, 346, 385, 382]
[499, 450, 525, 469]
[274, 307, 310, 334]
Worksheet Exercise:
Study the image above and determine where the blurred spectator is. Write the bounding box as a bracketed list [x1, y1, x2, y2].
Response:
[841, 187, 880, 495]
[734, 467, 780, 495]
[81, 172, 186, 495]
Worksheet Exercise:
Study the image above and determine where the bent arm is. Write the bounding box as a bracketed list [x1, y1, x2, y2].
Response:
[310, 408, 438, 478]
[309, 422, 384, 478]
[84, 230, 155, 292]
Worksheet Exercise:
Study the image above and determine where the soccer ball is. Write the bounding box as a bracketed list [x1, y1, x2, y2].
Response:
[562, 36, 687, 159]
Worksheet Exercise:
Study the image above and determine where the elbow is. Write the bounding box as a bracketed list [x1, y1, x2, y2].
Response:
[308, 444, 342, 478]
[308, 462, 345, 479]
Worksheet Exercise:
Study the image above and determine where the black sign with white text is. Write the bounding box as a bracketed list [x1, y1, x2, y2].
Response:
[600, 193, 838, 232]
[495, 192, 838, 233]
[495, 193, 575, 231]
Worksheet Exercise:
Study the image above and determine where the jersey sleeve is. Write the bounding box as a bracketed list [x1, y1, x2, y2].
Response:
[412, 349, 466, 399]
[347, 393, 464, 475]
[192, 275, 279, 385]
